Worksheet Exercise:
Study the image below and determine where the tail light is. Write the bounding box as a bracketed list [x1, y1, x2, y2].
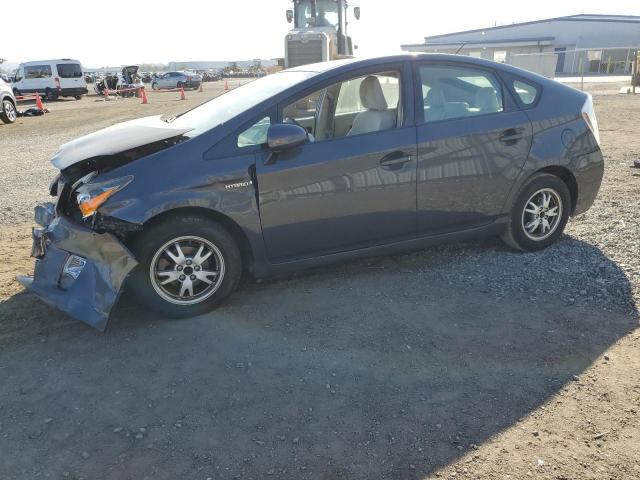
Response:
[54, 77, 61, 90]
[581, 94, 600, 146]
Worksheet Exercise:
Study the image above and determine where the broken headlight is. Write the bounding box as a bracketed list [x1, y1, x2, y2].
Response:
[75, 176, 133, 218]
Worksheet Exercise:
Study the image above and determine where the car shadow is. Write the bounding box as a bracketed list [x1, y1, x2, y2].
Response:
[0, 235, 637, 479]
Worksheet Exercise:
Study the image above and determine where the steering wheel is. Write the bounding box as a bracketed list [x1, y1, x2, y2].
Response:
[284, 116, 315, 143]
[284, 116, 304, 129]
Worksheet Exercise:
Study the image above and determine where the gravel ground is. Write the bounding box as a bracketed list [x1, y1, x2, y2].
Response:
[0, 81, 638, 479]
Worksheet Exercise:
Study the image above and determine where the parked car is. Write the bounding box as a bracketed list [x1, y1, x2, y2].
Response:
[19, 54, 603, 330]
[11, 59, 88, 100]
[0, 78, 17, 124]
[151, 71, 202, 90]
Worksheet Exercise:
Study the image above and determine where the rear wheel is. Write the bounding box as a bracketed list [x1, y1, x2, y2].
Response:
[151, 82, 158, 90]
[0, 98, 17, 124]
[129, 215, 242, 318]
[176, 81, 183, 89]
[501, 173, 571, 252]
[45, 88, 57, 101]
[74, 95, 82, 100]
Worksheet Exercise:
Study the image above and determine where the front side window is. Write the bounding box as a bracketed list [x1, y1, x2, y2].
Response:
[24, 65, 52, 79]
[420, 65, 503, 123]
[57, 63, 83, 78]
[283, 71, 401, 141]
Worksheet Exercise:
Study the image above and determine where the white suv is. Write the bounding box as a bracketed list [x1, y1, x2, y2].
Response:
[0, 79, 17, 124]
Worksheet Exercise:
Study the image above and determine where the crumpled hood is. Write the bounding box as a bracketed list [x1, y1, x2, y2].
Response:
[51, 115, 193, 170]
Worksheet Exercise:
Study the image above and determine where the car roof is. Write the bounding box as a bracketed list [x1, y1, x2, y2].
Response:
[287, 53, 549, 84]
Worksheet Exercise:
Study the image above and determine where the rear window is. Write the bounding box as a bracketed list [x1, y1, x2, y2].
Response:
[513, 80, 539, 105]
[57, 63, 83, 78]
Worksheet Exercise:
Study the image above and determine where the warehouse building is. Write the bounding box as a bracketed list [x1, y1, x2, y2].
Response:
[402, 14, 640, 77]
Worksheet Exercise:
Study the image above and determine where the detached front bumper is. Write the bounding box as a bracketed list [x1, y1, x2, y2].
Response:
[17, 203, 138, 331]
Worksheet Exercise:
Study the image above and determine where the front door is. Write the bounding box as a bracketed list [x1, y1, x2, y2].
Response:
[415, 63, 532, 234]
[256, 67, 417, 261]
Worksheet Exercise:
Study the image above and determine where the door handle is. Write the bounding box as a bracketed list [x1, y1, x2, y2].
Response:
[380, 152, 412, 171]
[499, 128, 526, 144]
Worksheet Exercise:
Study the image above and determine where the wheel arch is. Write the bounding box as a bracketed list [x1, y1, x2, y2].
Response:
[535, 166, 578, 215]
[135, 207, 255, 275]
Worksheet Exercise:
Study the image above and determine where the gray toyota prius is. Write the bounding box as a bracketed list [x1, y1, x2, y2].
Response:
[19, 54, 604, 330]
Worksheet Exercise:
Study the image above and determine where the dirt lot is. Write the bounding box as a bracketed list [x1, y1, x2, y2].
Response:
[0, 81, 638, 480]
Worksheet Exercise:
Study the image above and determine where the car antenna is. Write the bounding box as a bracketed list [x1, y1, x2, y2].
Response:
[455, 42, 467, 55]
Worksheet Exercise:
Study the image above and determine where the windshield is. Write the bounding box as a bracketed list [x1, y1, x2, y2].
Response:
[296, 0, 340, 29]
[170, 71, 316, 137]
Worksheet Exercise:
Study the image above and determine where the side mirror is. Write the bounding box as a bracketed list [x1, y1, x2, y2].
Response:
[267, 124, 308, 153]
[354, 6, 361, 20]
[286, 9, 294, 23]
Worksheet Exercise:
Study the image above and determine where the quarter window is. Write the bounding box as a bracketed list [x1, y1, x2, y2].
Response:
[419, 65, 503, 123]
[237, 116, 271, 148]
[513, 80, 539, 105]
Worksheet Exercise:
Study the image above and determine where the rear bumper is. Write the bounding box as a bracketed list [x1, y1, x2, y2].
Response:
[59, 87, 88, 96]
[573, 148, 605, 216]
[17, 204, 138, 331]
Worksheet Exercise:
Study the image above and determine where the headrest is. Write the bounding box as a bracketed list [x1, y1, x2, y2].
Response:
[360, 76, 388, 111]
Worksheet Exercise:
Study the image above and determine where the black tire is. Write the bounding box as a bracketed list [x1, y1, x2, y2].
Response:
[129, 215, 242, 318]
[501, 173, 571, 252]
[151, 82, 158, 90]
[176, 81, 183, 89]
[45, 89, 57, 101]
[0, 98, 17, 124]
[74, 95, 82, 100]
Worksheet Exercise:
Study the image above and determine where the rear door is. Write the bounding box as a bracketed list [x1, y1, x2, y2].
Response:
[414, 62, 532, 234]
[255, 63, 418, 261]
[56, 63, 84, 90]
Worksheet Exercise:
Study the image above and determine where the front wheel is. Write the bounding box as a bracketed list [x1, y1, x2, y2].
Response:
[129, 215, 242, 318]
[151, 82, 158, 90]
[0, 99, 17, 124]
[501, 173, 571, 252]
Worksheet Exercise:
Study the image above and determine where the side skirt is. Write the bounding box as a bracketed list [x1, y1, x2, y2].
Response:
[252, 218, 508, 278]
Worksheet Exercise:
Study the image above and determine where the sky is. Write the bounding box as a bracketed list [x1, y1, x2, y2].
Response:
[2, 0, 639, 68]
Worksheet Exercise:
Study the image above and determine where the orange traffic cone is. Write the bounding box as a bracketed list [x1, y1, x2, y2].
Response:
[179, 86, 186, 101]
[224, 80, 229, 91]
[35, 92, 44, 111]
[141, 87, 148, 105]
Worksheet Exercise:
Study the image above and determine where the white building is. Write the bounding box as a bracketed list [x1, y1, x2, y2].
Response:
[402, 14, 640, 77]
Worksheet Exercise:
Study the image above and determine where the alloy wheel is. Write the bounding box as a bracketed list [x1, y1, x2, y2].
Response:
[521, 188, 563, 241]
[3, 100, 17, 122]
[149, 236, 225, 306]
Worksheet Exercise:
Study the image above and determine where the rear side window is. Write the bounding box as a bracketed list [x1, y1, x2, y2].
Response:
[513, 80, 539, 105]
[419, 65, 503, 123]
[24, 65, 52, 79]
[57, 63, 83, 78]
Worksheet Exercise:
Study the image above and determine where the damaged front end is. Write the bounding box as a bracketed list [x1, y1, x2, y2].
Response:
[18, 203, 138, 331]
[19, 115, 194, 330]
